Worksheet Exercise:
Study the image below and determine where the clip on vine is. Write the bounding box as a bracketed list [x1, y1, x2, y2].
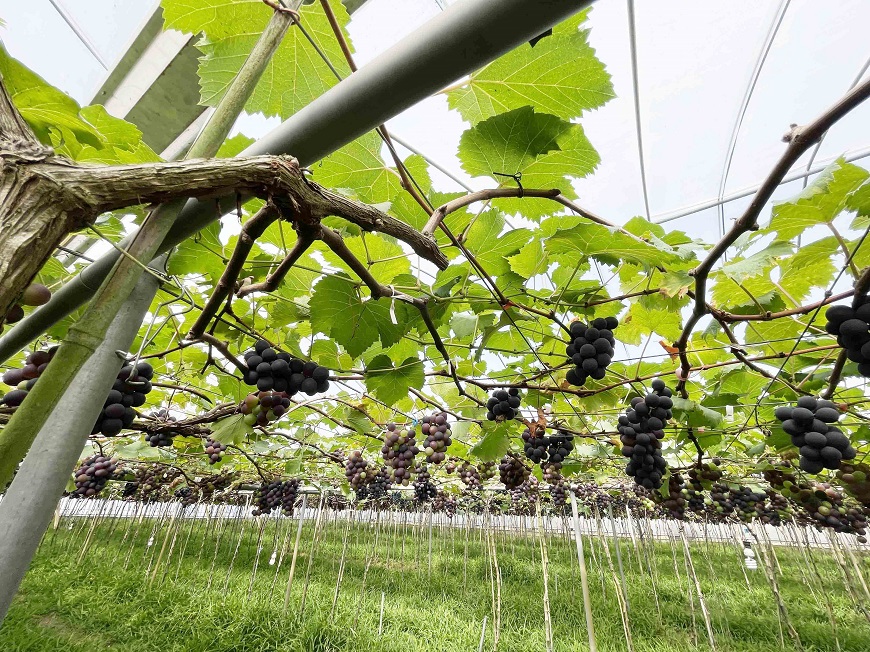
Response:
[493, 171, 524, 197]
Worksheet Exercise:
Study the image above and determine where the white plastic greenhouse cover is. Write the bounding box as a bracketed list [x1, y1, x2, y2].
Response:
[1, 0, 869, 246]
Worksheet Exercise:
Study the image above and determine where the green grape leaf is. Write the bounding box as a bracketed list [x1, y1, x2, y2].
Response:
[364, 355, 423, 406]
[464, 211, 531, 276]
[311, 132, 403, 205]
[469, 422, 512, 461]
[670, 397, 724, 429]
[447, 11, 613, 124]
[458, 108, 599, 218]
[211, 414, 254, 445]
[719, 241, 793, 285]
[544, 216, 679, 267]
[766, 159, 869, 239]
[162, 0, 351, 120]
[0, 44, 158, 163]
[309, 275, 405, 358]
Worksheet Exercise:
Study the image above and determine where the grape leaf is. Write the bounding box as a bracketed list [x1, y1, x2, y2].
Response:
[211, 414, 254, 445]
[364, 355, 423, 406]
[447, 11, 613, 124]
[309, 275, 405, 358]
[162, 0, 351, 119]
[469, 422, 512, 462]
[464, 211, 531, 276]
[719, 241, 793, 285]
[544, 217, 680, 267]
[458, 108, 599, 218]
[766, 159, 869, 239]
[670, 397, 724, 429]
[0, 44, 158, 163]
[312, 132, 403, 205]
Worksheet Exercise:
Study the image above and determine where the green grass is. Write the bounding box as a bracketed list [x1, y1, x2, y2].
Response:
[2, 510, 870, 651]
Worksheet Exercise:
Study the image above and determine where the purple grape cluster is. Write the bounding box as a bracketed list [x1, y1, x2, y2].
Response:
[73, 455, 118, 497]
[618, 379, 672, 489]
[242, 339, 329, 396]
[486, 388, 521, 422]
[413, 465, 437, 502]
[1, 346, 58, 406]
[91, 361, 154, 436]
[825, 300, 870, 376]
[382, 423, 420, 484]
[145, 408, 176, 447]
[421, 412, 452, 464]
[775, 396, 855, 474]
[205, 437, 227, 464]
[498, 455, 529, 490]
[565, 316, 619, 386]
[252, 479, 300, 516]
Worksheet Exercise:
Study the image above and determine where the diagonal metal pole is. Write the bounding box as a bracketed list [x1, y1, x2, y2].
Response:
[0, 259, 161, 622]
[0, 0, 594, 363]
[0, 4, 303, 622]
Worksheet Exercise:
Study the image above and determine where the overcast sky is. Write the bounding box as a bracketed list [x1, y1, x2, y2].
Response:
[2, 0, 869, 247]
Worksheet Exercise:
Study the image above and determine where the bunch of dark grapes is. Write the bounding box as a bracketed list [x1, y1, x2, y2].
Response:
[729, 486, 769, 522]
[91, 361, 154, 436]
[134, 464, 180, 502]
[458, 462, 482, 489]
[551, 481, 568, 509]
[510, 476, 540, 515]
[413, 466, 437, 502]
[420, 412, 452, 464]
[433, 490, 457, 517]
[1, 345, 58, 406]
[486, 388, 521, 422]
[802, 484, 867, 536]
[825, 299, 870, 377]
[242, 339, 330, 395]
[541, 462, 561, 485]
[760, 490, 792, 526]
[521, 427, 574, 467]
[522, 426, 548, 464]
[767, 467, 869, 538]
[122, 481, 138, 498]
[364, 467, 392, 500]
[144, 408, 177, 447]
[774, 396, 855, 474]
[498, 455, 529, 489]
[687, 461, 723, 491]
[240, 391, 292, 427]
[174, 486, 198, 507]
[205, 438, 227, 464]
[252, 479, 300, 516]
[546, 431, 574, 468]
[327, 492, 350, 511]
[198, 471, 234, 498]
[73, 455, 118, 497]
[660, 473, 686, 519]
[837, 463, 870, 507]
[686, 487, 706, 513]
[344, 450, 371, 492]
[381, 423, 419, 484]
[565, 316, 619, 386]
[617, 379, 672, 490]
